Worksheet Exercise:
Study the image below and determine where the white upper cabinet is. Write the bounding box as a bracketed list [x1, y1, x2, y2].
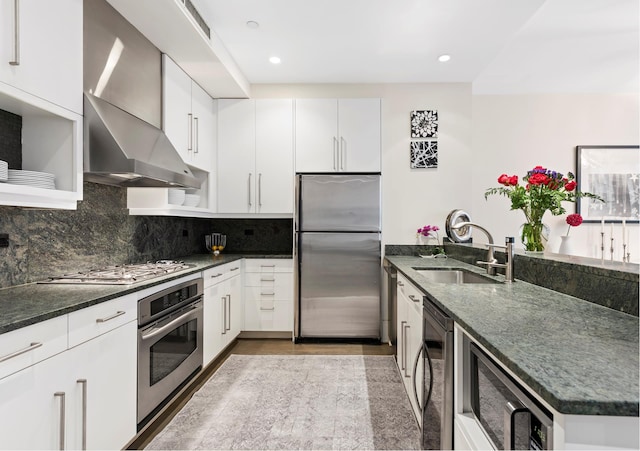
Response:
[295, 98, 381, 173]
[0, 0, 83, 115]
[162, 54, 214, 172]
[0, 0, 83, 210]
[217, 99, 294, 215]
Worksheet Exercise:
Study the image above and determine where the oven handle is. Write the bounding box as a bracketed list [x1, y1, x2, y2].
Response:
[504, 400, 529, 450]
[140, 301, 201, 342]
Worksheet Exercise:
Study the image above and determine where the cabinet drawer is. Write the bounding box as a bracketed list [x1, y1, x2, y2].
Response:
[68, 294, 137, 348]
[0, 315, 67, 380]
[398, 274, 423, 313]
[245, 284, 293, 301]
[244, 259, 293, 273]
[244, 272, 293, 288]
[244, 298, 293, 331]
[203, 262, 242, 288]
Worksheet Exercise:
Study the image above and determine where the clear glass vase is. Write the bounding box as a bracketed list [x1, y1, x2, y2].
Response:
[519, 221, 550, 253]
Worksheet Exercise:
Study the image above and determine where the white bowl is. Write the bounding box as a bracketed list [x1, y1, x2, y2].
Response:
[168, 189, 186, 205]
[183, 194, 200, 207]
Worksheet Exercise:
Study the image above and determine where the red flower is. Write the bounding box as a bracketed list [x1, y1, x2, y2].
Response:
[564, 180, 576, 191]
[528, 173, 549, 185]
[508, 175, 518, 186]
[566, 214, 583, 227]
[498, 174, 510, 185]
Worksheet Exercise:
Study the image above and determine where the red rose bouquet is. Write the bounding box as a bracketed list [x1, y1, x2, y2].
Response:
[486, 166, 602, 251]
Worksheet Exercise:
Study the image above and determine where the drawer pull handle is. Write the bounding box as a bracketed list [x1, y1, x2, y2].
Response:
[210, 273, 223, 278]
[397, 281, 404, 287]
[408, 295, 420, 303]
[96, 311, 126, 323]
[54, 391, 65, 450]
[261, 292, 275, 296]
[260, 277, 275, 282]
[260, 265, 276, 268]
[0, 341, 42, 363]
[230, 267, 240, 271]
[260, 307, 275, 311]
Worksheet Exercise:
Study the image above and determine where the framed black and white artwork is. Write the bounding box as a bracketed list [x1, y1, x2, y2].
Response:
[410, 141, 438, 169]
[410, 110, 438, 138]
[576, 145, 640, 222]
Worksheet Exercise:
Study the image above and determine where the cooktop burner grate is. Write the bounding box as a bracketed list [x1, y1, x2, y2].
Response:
[40, 260, 194, 285]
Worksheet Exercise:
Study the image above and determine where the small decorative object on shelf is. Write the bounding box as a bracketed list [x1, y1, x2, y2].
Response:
[559, 213, 583, 255]
[486, 166, 603, 252]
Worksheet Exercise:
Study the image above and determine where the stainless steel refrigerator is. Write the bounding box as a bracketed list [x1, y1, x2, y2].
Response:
[295, 174, 381, 340]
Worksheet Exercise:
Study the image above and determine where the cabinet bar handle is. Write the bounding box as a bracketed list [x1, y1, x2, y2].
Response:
[400, 321, 407, 371]
[9, 0, 19, 66]
[187, 113, 193, 151]
[260, 264, 276, 268]
[226, 295, 231, 331]
[408, 295, 420, 303]
[333, 137, 338, 170]
[404, 324, 411, 378]
[96, 311, 126, 323]
[0, 341, 42, 363]
[261, 292, 275, 296]
[248, 173, 252, 207]
[260, 277, 275, 282]
[258, 173, 262, 207]
[77, 379, 87, 450]
[210, 273, 223, 278]
[54, 392, 65, 450]
[340, 137, 346, 170]
[221, 297, 227, 334]
[230, 267, 240, 271]
[260, 307, 275, 311]
[194, 116, 199, 154]
[397, 281, 404, 287]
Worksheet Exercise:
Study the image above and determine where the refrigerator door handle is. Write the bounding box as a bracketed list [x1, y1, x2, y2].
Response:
[333, 137, 338, 171]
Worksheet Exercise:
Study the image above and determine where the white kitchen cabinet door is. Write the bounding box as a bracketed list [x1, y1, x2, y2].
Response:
[67, 322, 137, 451]
[190, 82, 215, 171]
[338, 98, 381, 172]
[203, 280, 226, 365]
[294, 99, 338, 173]
[217, 99, 256, 213]
[0, 350, 73, 450]
[163, 54, 193, 165]
[255, 99, 294, 214]
[396, 284, 408, 380]
[0, 0, 83, 114]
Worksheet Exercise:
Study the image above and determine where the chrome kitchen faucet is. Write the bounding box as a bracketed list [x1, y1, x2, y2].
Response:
[451, 222, 514, 282]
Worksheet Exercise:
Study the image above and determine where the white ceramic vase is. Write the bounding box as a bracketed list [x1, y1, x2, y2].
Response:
[558, 235, 574, 255]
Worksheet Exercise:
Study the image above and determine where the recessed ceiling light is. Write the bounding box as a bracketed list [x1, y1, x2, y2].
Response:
[269, 56, 281, 64]
[438, 54, 451, 63]
[246, 20, 259, 29]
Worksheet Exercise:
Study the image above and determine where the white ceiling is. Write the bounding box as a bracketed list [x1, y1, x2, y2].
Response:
[192, 0, 639, 94]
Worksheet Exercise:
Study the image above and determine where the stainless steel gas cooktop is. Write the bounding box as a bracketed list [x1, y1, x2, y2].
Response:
[40, 260, 194, 285]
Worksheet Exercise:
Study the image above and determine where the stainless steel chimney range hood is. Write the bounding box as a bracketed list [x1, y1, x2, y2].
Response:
[83, 93, 201, 189]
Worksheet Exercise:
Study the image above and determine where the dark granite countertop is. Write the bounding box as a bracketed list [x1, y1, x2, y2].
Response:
[385, 255, 639, 417]
[0, 253, 292, 335]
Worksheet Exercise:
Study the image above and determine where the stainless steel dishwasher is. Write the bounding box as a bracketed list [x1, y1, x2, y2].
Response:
[412, 292, 454, 449]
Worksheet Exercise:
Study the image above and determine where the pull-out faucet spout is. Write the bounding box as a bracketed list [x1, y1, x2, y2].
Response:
[451, 222, 514, 281]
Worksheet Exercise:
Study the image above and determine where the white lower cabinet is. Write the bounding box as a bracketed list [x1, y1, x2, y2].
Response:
[243, 259, 293, 332]
[0, 296, 137, 450]
[396, 273, 423, 422]
[203, 262, 242, 366]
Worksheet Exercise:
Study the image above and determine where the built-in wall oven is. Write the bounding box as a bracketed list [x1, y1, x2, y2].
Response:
[465, 340, 553, 450]
[137, 277, 204, 427]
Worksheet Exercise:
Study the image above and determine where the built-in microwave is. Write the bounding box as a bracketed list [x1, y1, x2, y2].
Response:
[465, 341, 553, 450]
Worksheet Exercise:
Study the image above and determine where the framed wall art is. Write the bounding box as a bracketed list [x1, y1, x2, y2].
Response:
[410, 110, 438, 138]
[575, 145, 640, 222]
[410, 141, 438, 168]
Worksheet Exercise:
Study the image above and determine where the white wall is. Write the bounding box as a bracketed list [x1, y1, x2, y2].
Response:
[252, 83, 473, 248]
[471, 93, 639, 262]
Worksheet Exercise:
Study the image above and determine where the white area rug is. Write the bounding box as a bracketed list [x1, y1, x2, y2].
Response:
[145, 354, 421, 450]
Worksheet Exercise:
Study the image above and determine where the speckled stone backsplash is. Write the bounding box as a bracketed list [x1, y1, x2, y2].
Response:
[385, 243, 639, 316]
[0, 183, 292, 288]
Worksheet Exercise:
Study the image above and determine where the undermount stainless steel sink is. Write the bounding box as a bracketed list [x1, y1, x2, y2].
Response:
[413, 268, 500, 284]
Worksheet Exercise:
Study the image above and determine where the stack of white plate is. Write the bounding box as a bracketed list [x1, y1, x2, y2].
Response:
[7, 169, 55, 189]
[0, 161, 7, 182]
[168, 189, 185, 205]
[183, 193, 200, 207]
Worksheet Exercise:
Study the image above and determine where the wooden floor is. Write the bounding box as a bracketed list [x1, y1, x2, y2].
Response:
[129, 338, 396, 449]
